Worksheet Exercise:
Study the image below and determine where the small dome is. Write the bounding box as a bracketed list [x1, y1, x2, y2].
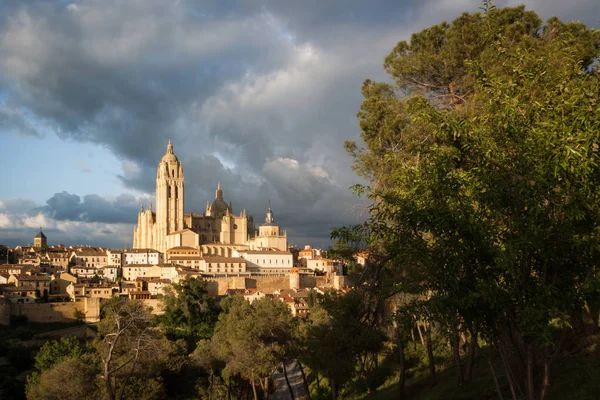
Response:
[262, 200, 276, 226]
[210, 182, 231, 217]
[161, 140, 179, 163]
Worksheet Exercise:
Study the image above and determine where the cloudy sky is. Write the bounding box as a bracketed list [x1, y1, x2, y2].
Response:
[0, 0, 598, 249]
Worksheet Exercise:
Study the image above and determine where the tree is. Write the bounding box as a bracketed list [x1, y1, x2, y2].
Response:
[158, 277, 219, 351]
[212, 296, 294, 400]
[26, 356, 99, 400]
[97, 297, 165, 400]
[33, 337, 85, 372]
[340, 4, 600, 399]
[190, 339, 229, 400]
[301, 289, 384, 399]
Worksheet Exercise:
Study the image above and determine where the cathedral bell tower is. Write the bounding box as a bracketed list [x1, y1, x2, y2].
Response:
[155, 140, 184, 253]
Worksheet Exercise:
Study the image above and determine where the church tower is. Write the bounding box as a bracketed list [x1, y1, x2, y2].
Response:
[155, 140, 184, 253]
[34, 228, 47, 249]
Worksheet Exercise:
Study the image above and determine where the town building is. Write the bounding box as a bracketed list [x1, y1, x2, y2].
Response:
[123, 248, 163, 265]
[70, 248, 108, 269]
[235, 249, 293, 274]
[306, 257, 342, 275]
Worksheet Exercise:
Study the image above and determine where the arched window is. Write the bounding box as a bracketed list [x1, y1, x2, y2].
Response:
[175, 186, 178, 199]
[168, 187, 171, 198]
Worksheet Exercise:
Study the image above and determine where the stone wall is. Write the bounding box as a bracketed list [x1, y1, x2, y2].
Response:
[203, 274, 340, 295]
[141, 298, 165, 315]
[8, 297, 101, 324]
[10, 302, 82, 323]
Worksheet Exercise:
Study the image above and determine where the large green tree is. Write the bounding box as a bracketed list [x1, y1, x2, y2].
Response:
[158, 277, 219, 351]
[211, 296, 295, 400]
[300, 289, 384, 399]
[340, 3, 600, 399]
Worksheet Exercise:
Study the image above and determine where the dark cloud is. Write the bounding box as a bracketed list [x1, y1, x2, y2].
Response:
[1, 0, 598, 248]
[41, 191, 147, 224]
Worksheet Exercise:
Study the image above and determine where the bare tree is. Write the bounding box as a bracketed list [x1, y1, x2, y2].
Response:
[98, 298, 163, 400]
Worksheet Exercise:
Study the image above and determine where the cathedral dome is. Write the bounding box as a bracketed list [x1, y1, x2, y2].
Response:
[209, 182, 232, 217]
[161, 140, 179, 163]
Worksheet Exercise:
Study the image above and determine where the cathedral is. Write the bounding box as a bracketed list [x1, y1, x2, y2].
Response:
[132, 141, 287, 253]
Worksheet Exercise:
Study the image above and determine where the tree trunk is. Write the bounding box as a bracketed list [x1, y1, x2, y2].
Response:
[265, 377, 270, 396]
[540, 346, 550, 400]
[486, 354, 504, 400]
[283, 361, 296, 400]
[393, 321, 407, 399]
[497, 323, 528, 397]
[417, 322, 425, 346]
[465, 330, 477, 382]
[497, 342, 518, 400]
[251, 376, 258, 400]
[452, 328, 464, 386]
[526, 344, 535, 400]
[297, 361, 311, 399]
[583, 302, 597, 334]
[330, 378, 337, 400]
[104, 367, 115, 400]
[425, 323, 437, 385]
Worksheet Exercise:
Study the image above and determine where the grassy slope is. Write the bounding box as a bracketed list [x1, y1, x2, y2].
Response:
[350, 335, 600, 400]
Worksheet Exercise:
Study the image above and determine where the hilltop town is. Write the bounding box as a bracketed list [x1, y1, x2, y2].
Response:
[0, 142, 359, 324]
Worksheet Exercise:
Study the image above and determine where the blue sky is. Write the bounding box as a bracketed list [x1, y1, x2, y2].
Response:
[0, 0, 598, 249]
[1, 132, 124, 201]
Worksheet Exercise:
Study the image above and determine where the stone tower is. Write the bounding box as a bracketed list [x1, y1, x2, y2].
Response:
[155, 140, 184, 253]
[34, 228, 47, 249]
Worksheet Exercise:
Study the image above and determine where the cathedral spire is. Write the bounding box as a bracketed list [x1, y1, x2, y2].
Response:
[265, 200, 274, 224]
[216, 181, 223, 199]
[161, 139, 179, 163]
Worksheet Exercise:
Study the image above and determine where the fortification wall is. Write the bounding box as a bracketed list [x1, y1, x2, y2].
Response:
[8, 298, 101, 324]
[10, 302, 82, 323]
[253, 276, 290, 293]
[141, 299, 165, 315]
[203, 274, 339, 295]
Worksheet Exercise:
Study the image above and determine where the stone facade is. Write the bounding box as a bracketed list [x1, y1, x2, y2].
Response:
[133, 141, 288, 253]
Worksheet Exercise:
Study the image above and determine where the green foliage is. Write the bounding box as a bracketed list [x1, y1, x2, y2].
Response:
[34, 337, 85, 372]
[340, 3, 600, 397]
[158, 277, 219, 351]
[301, 289, 385, 396]
[210, 296, 295, 396]
[73, 309, 85, 323]
[26, 356, 99, 400]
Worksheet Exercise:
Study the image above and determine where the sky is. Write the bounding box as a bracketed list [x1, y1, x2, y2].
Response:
[0, 0, 598, 249]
